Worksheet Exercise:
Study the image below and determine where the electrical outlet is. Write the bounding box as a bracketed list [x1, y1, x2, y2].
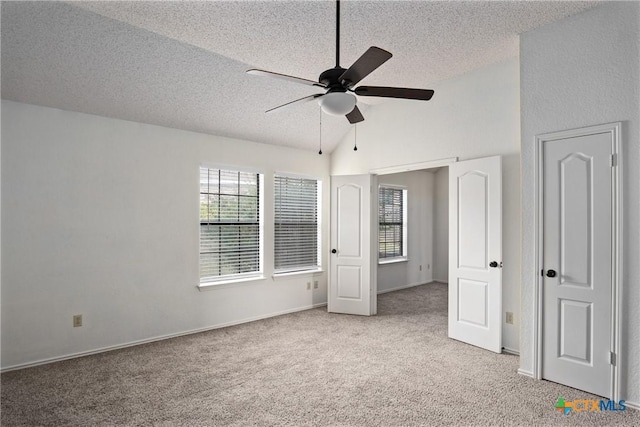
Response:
[73, 314, 83, 327]
[306, 282, 311, 290]
[419, 265, 422, 271]
[428, 264, 430, 270]
[506, 312, 514, 325]
[313, 280, 318, 289]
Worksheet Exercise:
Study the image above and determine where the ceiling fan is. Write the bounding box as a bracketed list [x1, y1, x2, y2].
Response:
[247, 0, 434, 124]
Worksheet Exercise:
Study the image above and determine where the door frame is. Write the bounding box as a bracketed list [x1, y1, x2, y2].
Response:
[369, 157, 458, 176]
[329, 159, 458, 316]
[532, 122, 622, 400]
[369, 156, 458, 305]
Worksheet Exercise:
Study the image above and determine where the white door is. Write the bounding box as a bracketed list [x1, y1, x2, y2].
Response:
[542, 132, 613, 397]
[328, 174, 377, 316]
[448, 156, 502, 353]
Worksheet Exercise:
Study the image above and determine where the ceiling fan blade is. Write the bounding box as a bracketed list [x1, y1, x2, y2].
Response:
[345, 105, 364, 124]
[266, 94, 324, 113]
[355, 86, 435, 101]
[247, 69, 326, 88]
[339, 47, 392, 87]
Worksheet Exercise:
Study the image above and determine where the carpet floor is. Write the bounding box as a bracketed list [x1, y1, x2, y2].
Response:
[1, 282, 638, 426]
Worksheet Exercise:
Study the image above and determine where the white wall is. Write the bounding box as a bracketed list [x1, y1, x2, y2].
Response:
[0, 102, 2, 357]
[1, 100, 331, 370]
[520, 2, 639, 405]
[331, 57, 521, 353]
[377, 170, 434, 293]
[433, 168, 449, 283]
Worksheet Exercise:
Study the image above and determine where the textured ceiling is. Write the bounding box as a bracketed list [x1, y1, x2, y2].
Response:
[1, 1, 599, 153]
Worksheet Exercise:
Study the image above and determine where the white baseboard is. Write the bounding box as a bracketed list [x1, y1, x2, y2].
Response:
[0, 302, 328, 373]
[517, 368, 534, 378]
[625, 400, 639, 411]
[377, 281, 432, 295]
[502, 347, 520, 356]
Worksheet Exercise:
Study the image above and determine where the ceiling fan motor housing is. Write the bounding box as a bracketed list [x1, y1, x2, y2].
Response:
[319, 67, 349, 91]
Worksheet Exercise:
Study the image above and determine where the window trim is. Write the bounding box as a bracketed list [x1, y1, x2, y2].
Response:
[198, 274, 266, 291]
[273, 172, 322, 276]
[271, 268, 324, 280]
[377, 184, 408, 264]
[198, 164, 265, 287]
[378, 257, 408, 265]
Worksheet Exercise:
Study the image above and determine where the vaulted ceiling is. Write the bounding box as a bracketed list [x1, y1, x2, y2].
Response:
[1, 1, 599, 153]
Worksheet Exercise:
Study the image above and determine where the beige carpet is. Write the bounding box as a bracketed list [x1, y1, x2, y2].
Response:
[2, 282, 638, 426]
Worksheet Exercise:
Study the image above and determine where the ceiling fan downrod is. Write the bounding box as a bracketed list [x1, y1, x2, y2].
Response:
[336, 0, 340, 67]
[319, 1, 346, 92]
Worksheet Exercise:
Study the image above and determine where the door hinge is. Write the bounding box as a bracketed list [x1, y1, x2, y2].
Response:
[609, 351, 617, 366]
[610, 153, 617, 167]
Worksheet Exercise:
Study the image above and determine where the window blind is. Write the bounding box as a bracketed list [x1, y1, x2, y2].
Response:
[274, 175, 319, 272]
[200, 167, 261, 281]
[379, 187, 404, 259]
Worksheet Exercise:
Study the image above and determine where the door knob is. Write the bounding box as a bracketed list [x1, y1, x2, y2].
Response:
[546, 269, 557, 278]
[331, 249, 337, 254]
[489, 261, 498, 268]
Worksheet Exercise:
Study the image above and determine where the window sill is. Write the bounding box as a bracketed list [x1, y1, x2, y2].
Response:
[272, 268, 324, 279]
[378, 257, 408, 265]
[198, 275, 266, 291]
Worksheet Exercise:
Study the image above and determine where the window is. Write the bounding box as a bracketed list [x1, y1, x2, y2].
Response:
[274, 175, 320, 273]
[378, 186, 407, 260]
[199, 167, 262, 283]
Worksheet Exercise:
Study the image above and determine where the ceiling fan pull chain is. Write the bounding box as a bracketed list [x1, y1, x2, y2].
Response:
[353, 123, 358, 151]
[318, 108, 323, 155]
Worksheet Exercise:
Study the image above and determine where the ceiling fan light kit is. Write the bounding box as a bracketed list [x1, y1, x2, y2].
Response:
[247, 0, 434, 127]
[318, 92, 357, 116]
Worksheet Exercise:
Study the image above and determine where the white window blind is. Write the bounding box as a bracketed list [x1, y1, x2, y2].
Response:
[200, 167, 261, 282]
[379, 186, 406, 259]
[274, 175, 319, 273]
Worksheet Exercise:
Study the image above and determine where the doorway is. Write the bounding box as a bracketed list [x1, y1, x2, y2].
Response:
[374, 156, 503, 355]
[329, 156, 504, 354]
[375, 167, 448, 295]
